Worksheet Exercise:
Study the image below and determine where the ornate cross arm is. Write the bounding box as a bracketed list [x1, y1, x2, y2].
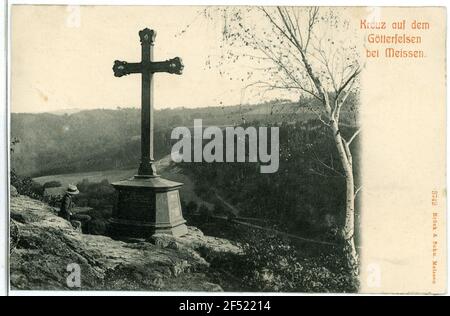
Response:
[113, 57, 184, 77]
[113, 61, 142, 77]
[151, 57, 184, 74]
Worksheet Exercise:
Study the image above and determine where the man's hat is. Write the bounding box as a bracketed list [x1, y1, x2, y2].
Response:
[66, 184, 79, 195]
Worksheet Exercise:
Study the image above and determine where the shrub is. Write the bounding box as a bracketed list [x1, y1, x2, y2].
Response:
[233, 229, 358, 293]
[10, 170, 44, 200]
[45, 195, 63, 208]
[87, 219, 107, 235]
[194, 182, 212, 198]
[43, 181, 62, 189]
[76, 179, 115, 210]
[198, 204, 213, 220]
[213, 202, 225, 215]
[184, 200, 198, 216]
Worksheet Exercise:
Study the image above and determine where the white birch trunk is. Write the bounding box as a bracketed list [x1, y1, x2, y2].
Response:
[330, 118, 358, 273]
[299, 45, 359, 273]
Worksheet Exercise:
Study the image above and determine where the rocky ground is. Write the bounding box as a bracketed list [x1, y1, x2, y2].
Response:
[10, 194, 242, 291]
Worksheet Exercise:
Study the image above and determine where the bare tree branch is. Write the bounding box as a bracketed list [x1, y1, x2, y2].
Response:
[310, 148, 344, 177]
[336, 67, 361, 100]
[354, 186, 362, 198]
[342, 140, 353, 166]
[348, 128, 361, 145]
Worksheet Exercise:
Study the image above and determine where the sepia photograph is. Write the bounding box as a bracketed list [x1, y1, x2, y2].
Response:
[5, 1, 447, 297]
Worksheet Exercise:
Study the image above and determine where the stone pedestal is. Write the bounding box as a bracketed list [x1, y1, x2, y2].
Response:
[109, 176, 188, 238]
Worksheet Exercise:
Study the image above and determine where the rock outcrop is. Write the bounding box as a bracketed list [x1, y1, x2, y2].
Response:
[10, 195, 241, 291]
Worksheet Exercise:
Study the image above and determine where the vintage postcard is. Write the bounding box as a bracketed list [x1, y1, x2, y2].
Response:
[6, 4, 447, 295]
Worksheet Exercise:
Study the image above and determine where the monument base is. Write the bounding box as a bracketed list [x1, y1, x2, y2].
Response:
[109, 176, 188, 238]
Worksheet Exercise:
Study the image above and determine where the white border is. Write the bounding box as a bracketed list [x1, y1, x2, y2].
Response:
[0, 0, 7, 298]
[2, 0, 449, 297]
[5, 0, 450, 6]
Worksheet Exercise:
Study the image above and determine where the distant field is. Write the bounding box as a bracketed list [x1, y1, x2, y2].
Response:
[33, 156, 212, 208]
[34, 168, 136, 187]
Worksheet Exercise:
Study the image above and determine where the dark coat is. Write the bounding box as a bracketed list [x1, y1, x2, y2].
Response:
[59, 193, 73, 221]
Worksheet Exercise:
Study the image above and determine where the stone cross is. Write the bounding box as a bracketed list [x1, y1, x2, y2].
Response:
[113, 28, 184, 177]
[110, 28, 188, 238]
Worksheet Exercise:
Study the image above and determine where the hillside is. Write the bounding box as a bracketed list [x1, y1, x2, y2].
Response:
[10, 98, 358, 177]
[10, 192, 241, 291]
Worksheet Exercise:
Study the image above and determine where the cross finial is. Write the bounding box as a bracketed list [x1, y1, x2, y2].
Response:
[139, 28, 156, 45]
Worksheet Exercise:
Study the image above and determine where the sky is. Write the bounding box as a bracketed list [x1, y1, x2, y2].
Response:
[11, 6, 259, 113]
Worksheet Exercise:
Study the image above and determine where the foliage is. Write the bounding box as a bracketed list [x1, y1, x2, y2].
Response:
[213, 202, 225, 216]
[10, 169, 44, 200]
[198, 204, 214, 222]
[220, 229, 358, 292]
[75, 179, 115, 212]
[87, 219, 108, 235]
[182, 118, 360, 241]
[10, 103, 351, 178]
[45, 195, 63, 208]
[199, 6, 362, 268]
[10, 138, 20, 153]
[10, 138, 45, 200]
[11, 109, 168, 177]
[43, 181, 62, 189]
[10, 106, 266, 177]
[184, 200, 198, 216]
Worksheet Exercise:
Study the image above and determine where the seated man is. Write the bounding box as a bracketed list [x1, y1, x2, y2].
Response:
[59, 184, 91, 228]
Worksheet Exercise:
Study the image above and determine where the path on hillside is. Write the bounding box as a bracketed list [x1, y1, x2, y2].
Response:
[213, 192, 240, 217]
[211, 191, 362, 249]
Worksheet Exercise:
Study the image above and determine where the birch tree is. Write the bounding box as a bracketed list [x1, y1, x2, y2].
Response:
[205, 6, 361, 272]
